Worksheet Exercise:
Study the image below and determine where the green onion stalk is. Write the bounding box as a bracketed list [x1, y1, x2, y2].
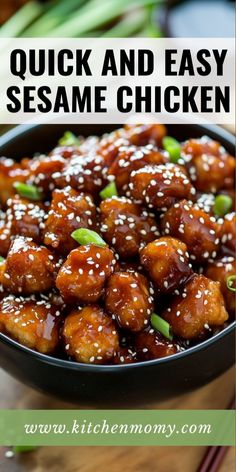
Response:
[13, 182, 42, 201]
[213, 194, 232, 217]
[71, 228, 107, 247]
[151, 313, 173, 341]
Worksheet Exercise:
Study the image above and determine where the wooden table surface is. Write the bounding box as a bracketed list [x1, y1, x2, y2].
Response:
[0, 366, 235, 472]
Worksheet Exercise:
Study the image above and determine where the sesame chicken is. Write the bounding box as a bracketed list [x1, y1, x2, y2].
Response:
[135, 328, 180, 361]
[54, 152, 108, 197]
[105, 271, 154, 332]
[182, 136, 235, 192]
[140, 237, 192, 293]
[0, 294, 61, 354]
[129, 163, 195, 210]
[205, 256, 236, 317]
[124, 123, 167, 147]
[113, 346, 138, 364]
[99, 196, 159, 259]
[56, 245, 115, 303]
[1, 237, 57, 295]
[0, 125, 234, 363]
[0, 157, 29, 206]
[162, 274, 228, 339]
[220, 212, 236, 256]
[43, 187, 96, 254]
[24, 154, 66, 194]
[62, 305, 119, 364]
[161, 200, 221, 263]
[107, 145, 168, 192]
[6, 196, 45, 244]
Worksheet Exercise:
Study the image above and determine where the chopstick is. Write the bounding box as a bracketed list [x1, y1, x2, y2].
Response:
[197, 397, 235, 472]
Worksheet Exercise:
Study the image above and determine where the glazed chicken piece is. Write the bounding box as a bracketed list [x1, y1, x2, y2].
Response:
[105, 271, 154, 332]
[129, 163, 195, 210]
[1, 236, 57, 295]
[0, 217, 11, 257]
[113, 346, 137, 364]
[0, 157, 29, 206]
[54, 152, 108, 197]
[124, 123, 167, 147]
[56, 244, 116, 303]
[0, 257, 5, 290]
[43, 187, 96, 254]
[62, 305, 119, 364]
[205, 256, 236, 317]
[50, 144, 81, 160]
[6, 196, 45, 244]
[220, 212, 236, 256]
[135, 327, 180, 361]
[140, 237, 192, 293]
[98, 128, 129, 166]
[23, 154, 66, 194]
[0, 294, 61, 353]
[107, 145, 168, 192]
[182, 137, 235, 192]
[195, 193, 215, 215]
[99, 196, 159, 259]
[162, 274, 228, 339]
[161, 200, 221, 263]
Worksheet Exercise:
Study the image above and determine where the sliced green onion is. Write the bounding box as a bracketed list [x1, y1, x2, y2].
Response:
[151, 313, 173, 341]
[71, 228, 106, 247]
[22, 0, 85, 37]
[163, 136, 181, 163]
[102, 8, 148, 37]
[0, 256, 5, 263]
[213, 195, 232, 217]
[13, 182, 42, 201]
[13, 446, 37, 453]
[47, 0, 162, 38]
[0, 1, 43, 38]
[99, 181, 118, 199]
[226, 275, 236, 292]
[58, 131, 80, 146]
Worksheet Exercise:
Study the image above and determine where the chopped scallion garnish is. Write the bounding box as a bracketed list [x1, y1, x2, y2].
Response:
[58, 131, 80, 146]
[71, 228, 106, 247]
[213, 195, 232, 217]
[13, 182, 42, 201]
[0, 256, 5, 263]
[163, 136, 181, 163]
[13, 446, 37, 453]
[99, 181, 118, 200]
[151, 313, 173, 341]
[226, 275, 236, 292]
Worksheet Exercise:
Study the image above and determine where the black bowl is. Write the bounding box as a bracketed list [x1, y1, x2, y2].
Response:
[0, 123, 235, 407]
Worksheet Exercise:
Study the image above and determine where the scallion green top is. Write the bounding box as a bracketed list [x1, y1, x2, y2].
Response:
[150, 313, 173, 341]
[99, 181, 118, 200]
[13, 182, 42, 201]
[213, 195, 232, 217]
[226, 275, 236, 292]
[71, 228, 106, 247]
[58, 131, 80, 146]
[163, 136, 181, 163]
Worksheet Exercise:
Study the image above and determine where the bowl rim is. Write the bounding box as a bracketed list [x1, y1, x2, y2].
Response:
[0, 322, 235, 371]
[0, 122, 235, 372]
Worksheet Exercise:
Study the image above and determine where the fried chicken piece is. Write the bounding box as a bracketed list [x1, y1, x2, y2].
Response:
[140, 237, 192, 293]
[162, 274, 228, 339]
[56, 244, 116, 303]
[62, 305, 119, 364]
[105, 271, 154, 332]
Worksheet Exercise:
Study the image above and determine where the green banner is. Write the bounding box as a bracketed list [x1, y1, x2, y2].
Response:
[0, 410, 235, 446]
